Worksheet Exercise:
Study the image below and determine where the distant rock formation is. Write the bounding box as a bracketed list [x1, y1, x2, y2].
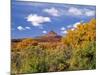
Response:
[11, 31, 62, 43]
[45, 31, 58, 37]
[36, 31, 62, 42]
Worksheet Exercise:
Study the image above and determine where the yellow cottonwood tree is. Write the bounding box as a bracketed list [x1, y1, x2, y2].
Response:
[62, 18, 96, 70]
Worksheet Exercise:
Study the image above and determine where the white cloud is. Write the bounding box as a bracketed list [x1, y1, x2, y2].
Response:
[17, 26, 31, 31]
[17, 26, 25, 31]
[84, 9, 95, 17]
[42, 30, 47, 34]
[73, 22, 81, 28]
[68, 7, 82, 16]
[67, 25, 72, 28]
[68, 7, 95, 17]
[61, 27, 66, 31]
[43, 7, 60, 16]
[61, 30, 67, 34]
[60, 27, 67, 34]
[69, 22, 81, 31]
[25, 26, 31, 30]
[26, 14, 51, 26]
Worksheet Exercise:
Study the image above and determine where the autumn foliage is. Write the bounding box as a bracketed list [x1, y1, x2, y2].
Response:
[17, 38, 38, 49]
[11, 19, 96, 74]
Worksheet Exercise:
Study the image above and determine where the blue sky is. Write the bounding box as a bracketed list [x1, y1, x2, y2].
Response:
[11, 0, 96, 39]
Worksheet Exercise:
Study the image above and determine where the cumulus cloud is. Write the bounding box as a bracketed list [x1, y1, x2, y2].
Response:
[17, 26, 25, 31]
[42, 30, 47, 34]
[67, 25, 72, 28]
[25, 26, 31, 30]
[73, 22, 81, 28]
[61, 30, 67, 34]
[68, 22, 81, 31]
[68, 7, 82, 16]
[60, 27, 67, 34]
[84, 9, 95, 17]
[17, 26, 31, 31]
[68, 7, 95, 17]
[26, 14, 51, 26]
[61, 27, 66, 31]
[43, 7, 60, 16]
